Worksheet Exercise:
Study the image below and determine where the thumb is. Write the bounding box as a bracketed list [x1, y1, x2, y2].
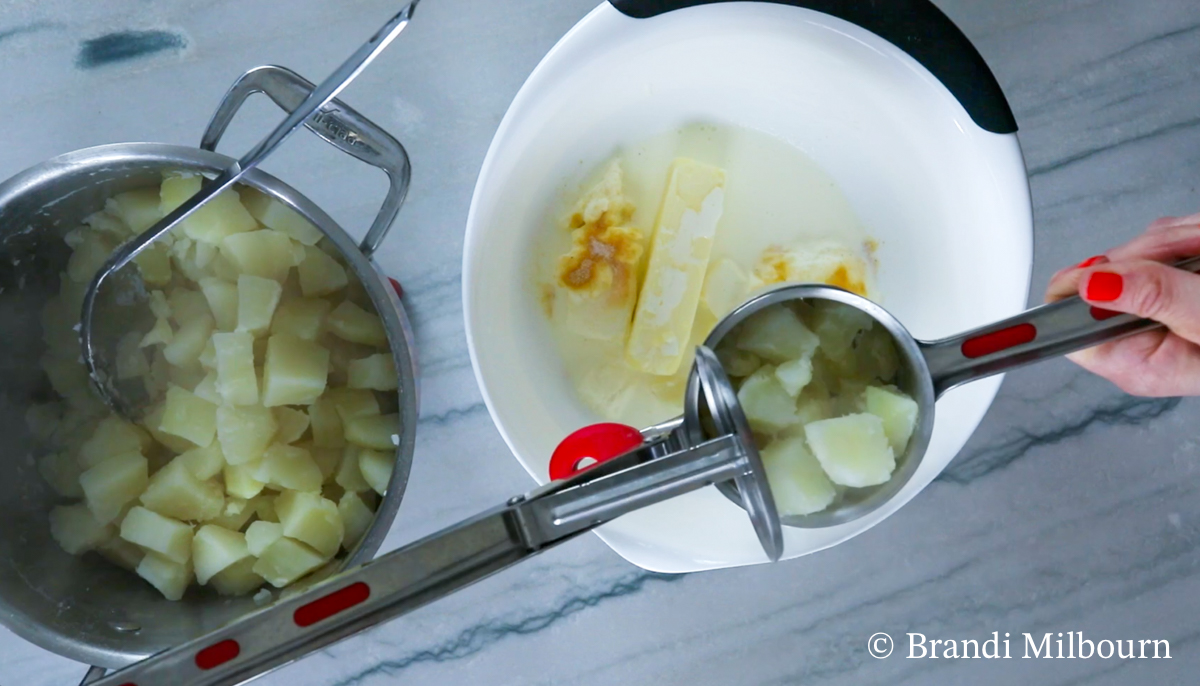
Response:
[1079, 260, 1200, 344]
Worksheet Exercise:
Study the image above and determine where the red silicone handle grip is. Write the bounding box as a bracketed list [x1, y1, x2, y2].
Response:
[549, 423, 644, 481]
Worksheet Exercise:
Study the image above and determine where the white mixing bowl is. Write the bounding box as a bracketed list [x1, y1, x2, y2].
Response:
[463, 0, 1032, 573]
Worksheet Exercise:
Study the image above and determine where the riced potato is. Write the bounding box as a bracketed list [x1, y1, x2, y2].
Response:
[29, 174, 400, 600]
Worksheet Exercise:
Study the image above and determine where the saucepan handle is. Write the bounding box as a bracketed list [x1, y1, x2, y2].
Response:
[920, 256, 1200, 396]
[200, 65, 411, 257]
[607, 0, 1017, 135]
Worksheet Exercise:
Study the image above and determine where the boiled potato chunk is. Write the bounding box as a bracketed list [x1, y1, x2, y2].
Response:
[220, 230, 296, 283]
[178, 441, 226, 480]
[271, 298, 331, 341]
[804, 413, 895, 488]
[134, 245, 173, 286]
[344, 413, 400, 451]
[80, 452, 149, 524]
[253, 537, 327, 588]
[759, 435, 837, 516]
[297, 245, 348, 297]
[161, 175, 257, 245]
[168, 288, 212, 325]
[216, 405, 277, 465]
[159, 385, 217, 447]
[245, 520, 284, 557]
[308, 398, 345, 448]
[327, 388, 379, 422]
[715, 345, 762, 378]
[736, 368, 798, 434]
[358, 449, 394, 496]
[99, 538, 146, 572]
[253, 444, 323, 492]
[261, 334, 329, 406]
[209, 556, 265, 596]
[863, 385, 919, 454]
[50, 504, 116, 555]
[308, 444, 341, 480]
[140, 460, 225, 522]
[275, 490, 344, 557]
[774, 357, 813, 398]
[236, 274, 283, 335]
[339, 492, 373, 550]
[38, 452, 84, 498]
[142, 403, 198, 454]
[347, 353, 398, 391]
[79, 416, 151, 469]
[200, 277, 239, 332]
[140, 317, 174, 347]
[224, 463, 266, 499]
[243, 191, 324, 245]
[163, 313, 214, 367]
[137, 552, 193, 601]
[108, 188, 163, 233]
[335, 446, 371, 492]
[326, 301, 387, 347]
[120, 506, 194, 564]
[854, 324, 901, 384]
[736, 306, 819, 363]
[207, 497, 257, 532]
[192, 524, 251, 585]
[809, 302, 875, 376]
[212, 332, 258, 406]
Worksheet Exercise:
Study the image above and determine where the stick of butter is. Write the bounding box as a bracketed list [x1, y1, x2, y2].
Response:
[625, 158, 726, 375]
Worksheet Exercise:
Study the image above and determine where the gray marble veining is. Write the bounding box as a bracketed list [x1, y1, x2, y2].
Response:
[2, 0, 1199, 684]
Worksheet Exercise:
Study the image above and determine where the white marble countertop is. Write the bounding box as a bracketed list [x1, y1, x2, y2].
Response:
[3, 0, 1200, 684]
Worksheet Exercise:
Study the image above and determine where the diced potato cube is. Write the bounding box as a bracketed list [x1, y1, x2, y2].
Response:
[99, 538, 146, 571]
[308, 398, 344, 448]
[137, 551, 193, 601]
[245, 521, 283, 557]
[198, 339, 217, 370]
[209, 556, 266, 596]
[854, 324, 901, 384]
[273, 407, 310, 444]
[736, 367, 798, 434]
[271, 298, 331, 341]
[192, 524, 251, 585]
[66, 231, 113, 283]
[253, 537, 327, 588]
[220, 230, 296, 282]
[297, 245, 349, 297]
[50, 504, 116, 555]
[338, 492, 373, 551]
[334, 446, 371, 492]
[795, 387, 833, 426]
[358, 449, 394, 496]
[347, 353, 398, 391]
[206, 496, 257, 531]
[344, 414, 400, 451]
[178, 441, 226, 480]
[863, 386, 919, 455]
[116, 332, 151, 380]
[141, 403, 198, 454]
[809, 302, 876, 376]
[109, 188, 163, 233]
[216, 405, 277, 465]
[80, 452, 149, 524]
[261, 334, 329, 406]
[168, 361, 206, 390]
[224, 463, 265, 499]
[242, 191, 324, 245]
[275, 490, 344, 557]
[192, 372, 222, 405]
[38, 452, 84, 498]
[804, 413, 895, 488]
[78, 416, 152, 469]
[160, 173, 200, 214]
[326, 301, 387, 347]
[200, 277, 239, 332]
[159, 385, 218, 447]
[327, 388, 380, 423]
[213, 332, 259, 405]
[134, 245, 173, 286]
[162, 313, 214, 367]
[760, 435, 837, 516]
[253, 444, 323, 492]
[140, 459, 225, 521]
[168, 289, 212, 325]
[140, 317, 174, 348]
[702, 258, 748, 318]
[161, 175, 258, 244]
[236, 274, 283, 335]
[120, 506, 194, 564]
[736, 306, 820, 363]
[774, 357, 813, 398]
[715, 344, 762, 378]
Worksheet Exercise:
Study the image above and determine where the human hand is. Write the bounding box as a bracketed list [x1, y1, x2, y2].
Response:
[1044, 213, 1200, 396]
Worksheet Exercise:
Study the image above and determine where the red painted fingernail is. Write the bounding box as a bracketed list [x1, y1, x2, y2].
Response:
[1085, 272, 1123, 302]
[1076, 255, 1106, 269]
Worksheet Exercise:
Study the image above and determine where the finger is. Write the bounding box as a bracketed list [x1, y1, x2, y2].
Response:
[1078, 260, 1200, 344]
[1045, 255, 1108, 302]
[1065, 330, 1200, 396]
[1147, 212, 1200, 233]
[1107, 224, 1200, 262]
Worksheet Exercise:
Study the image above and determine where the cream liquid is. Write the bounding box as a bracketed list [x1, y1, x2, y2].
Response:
[541, 122, 873, 427]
